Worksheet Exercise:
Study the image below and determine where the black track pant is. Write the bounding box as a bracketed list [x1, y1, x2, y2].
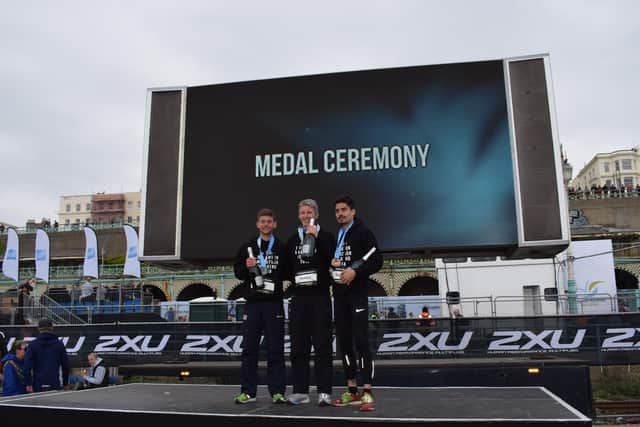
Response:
[289, 294, 333, 394]
[333, 292, 373, 385]
[240, 300, 286, 397]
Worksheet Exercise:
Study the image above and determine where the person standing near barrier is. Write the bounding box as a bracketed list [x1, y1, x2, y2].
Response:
[330, 195, 383, 411]
[232, 208, 287, 404]
[285, 199, 335, 406]
[24, 318, 70, 392]
[1, 340, 28, 396]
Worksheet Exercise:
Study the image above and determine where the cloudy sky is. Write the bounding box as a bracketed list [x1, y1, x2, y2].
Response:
[1, 0, 638, 226]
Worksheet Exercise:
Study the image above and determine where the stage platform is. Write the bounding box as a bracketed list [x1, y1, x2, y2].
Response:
[0, 383, 591, 427]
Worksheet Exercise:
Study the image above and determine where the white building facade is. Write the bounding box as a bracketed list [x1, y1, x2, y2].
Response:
[571, 146, 640, 190]
[58, 194, 93, 227]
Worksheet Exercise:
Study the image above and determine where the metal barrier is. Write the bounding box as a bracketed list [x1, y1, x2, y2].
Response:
[493, 293, 617, 316]
[39, 293, 87, 324]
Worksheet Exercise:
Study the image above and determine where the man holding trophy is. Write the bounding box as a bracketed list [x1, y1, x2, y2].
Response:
[232, 208, 288, 404]
[285, 199, 335, 406]
[330, 195, 383, 411]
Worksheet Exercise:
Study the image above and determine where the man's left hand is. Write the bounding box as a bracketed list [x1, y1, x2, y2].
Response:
[341, 268, 356, 285]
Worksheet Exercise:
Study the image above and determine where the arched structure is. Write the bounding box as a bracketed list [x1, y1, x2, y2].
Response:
[177, 283, 216, 301]
[615, 268, 639, 290]
[398, 275, 439, 296]
[228, 283, 248, 300]
[142, 285, 168, 302]
[367, 279, 388, 297]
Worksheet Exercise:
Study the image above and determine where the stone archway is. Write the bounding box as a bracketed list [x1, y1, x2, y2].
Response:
[398, 275, 439, 296]
[228, 283, 248, 300]
[615, 268, 639, 290]
[367, 279, 387, 297]
[177, 283, 216, 301]
[142, 284, 168, 302]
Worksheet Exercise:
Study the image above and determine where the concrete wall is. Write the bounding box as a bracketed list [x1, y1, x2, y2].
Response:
[1, 228, 127, 261]
[570, 197, 640, 230]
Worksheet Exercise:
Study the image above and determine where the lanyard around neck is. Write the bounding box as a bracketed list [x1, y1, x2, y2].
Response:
[256, 235, 275, 268]
[334, 221, 353, 259]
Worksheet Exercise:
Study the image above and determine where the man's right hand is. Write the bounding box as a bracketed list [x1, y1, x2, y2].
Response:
[331, 258, 341, 268]
[246, 257, 257, 268]
[26, 385, 33, 393]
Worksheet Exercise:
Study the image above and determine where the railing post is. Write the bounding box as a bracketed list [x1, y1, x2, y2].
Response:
[566, 249, 578, 314]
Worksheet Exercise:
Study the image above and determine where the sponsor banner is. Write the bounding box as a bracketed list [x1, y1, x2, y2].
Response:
[82, 227, 99, 279]
[570, 239, 617, 313]
[2, 314, 640, 366]
[2, 228, 19, 282]
[35, 229, 50, 283]
[123, 224, 141, 278]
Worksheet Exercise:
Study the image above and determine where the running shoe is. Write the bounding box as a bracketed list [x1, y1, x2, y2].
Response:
[287, 393, 310, 405]
[272, 393, 287, 404]
[318, 393, 332, 406]
[360, 392, 375, 411]
[331, 391, 361, 407]
[234, 392, 256, 404]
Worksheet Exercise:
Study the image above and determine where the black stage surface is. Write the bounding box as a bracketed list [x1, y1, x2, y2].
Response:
[0, 383, 591, 427]
[118, 357, 594, 417]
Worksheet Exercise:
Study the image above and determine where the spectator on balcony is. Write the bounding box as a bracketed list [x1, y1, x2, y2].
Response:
[636, 184, 640, 196]
[602, 183, 610, 198]
[96, 283, 106, 307]
[165, 306, 176, 322]
[80, 280, 93, 303]
[71, 283, 81, 306]
[0, 223, 4, 233]
[17, 283, 34, 325]
[610, 184, 618, 198]
[53, 221, 59, 231]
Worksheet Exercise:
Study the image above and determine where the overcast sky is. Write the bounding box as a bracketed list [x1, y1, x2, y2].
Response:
[1, 0, 638, 226]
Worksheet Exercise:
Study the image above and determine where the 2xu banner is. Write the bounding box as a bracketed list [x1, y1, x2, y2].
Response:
[2, 314, 640, 366]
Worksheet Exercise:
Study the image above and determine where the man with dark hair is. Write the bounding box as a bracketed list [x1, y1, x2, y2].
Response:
[24, 318, 70, 392]
[232, 208, 287, 404]
[330, 195, 383, 411]
[285, 199, 335, 406]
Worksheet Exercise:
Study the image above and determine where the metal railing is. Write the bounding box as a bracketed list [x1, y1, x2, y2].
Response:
[38, 293, 87, 324]
[0, 221, 139, 235]
[568, 188, 640, 200]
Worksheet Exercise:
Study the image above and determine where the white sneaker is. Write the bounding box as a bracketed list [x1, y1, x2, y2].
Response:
[318, 393, 332, 406]
[287, 393, 310, 405]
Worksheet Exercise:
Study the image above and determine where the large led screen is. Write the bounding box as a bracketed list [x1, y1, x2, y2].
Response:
[174, 60, 518, 260]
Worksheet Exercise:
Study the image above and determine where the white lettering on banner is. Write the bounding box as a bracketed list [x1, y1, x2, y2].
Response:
[601, 328, 640, 349]
[94, 335, 170, 353]
[255, 144, 430, 177]
[488, 330, 586, 352]
[178, 335, 312, 355]
[377, 332, 473, 353]
[60, 336, 86, 354]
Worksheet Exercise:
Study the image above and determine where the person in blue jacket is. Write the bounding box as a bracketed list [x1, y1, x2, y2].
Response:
[24, 318, 70, 392]
[2, 340, 28, 396]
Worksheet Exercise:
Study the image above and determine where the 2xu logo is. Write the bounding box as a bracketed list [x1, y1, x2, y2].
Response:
[378, 332, 474, 352]
[488, 330, 586, 351]
[7, 336, 86, 353]
[180, 335, 337, 353]
[95, 335, 171, 352]
[601, 328, 640, 348]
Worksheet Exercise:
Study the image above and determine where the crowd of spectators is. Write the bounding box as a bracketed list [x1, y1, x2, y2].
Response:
[568, 184, 640, 200]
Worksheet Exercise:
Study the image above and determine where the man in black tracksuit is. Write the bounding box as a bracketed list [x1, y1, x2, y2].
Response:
[285, 199, 335, 406]
[233, 208, 287, 404]
[330, 196, 383, 411]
